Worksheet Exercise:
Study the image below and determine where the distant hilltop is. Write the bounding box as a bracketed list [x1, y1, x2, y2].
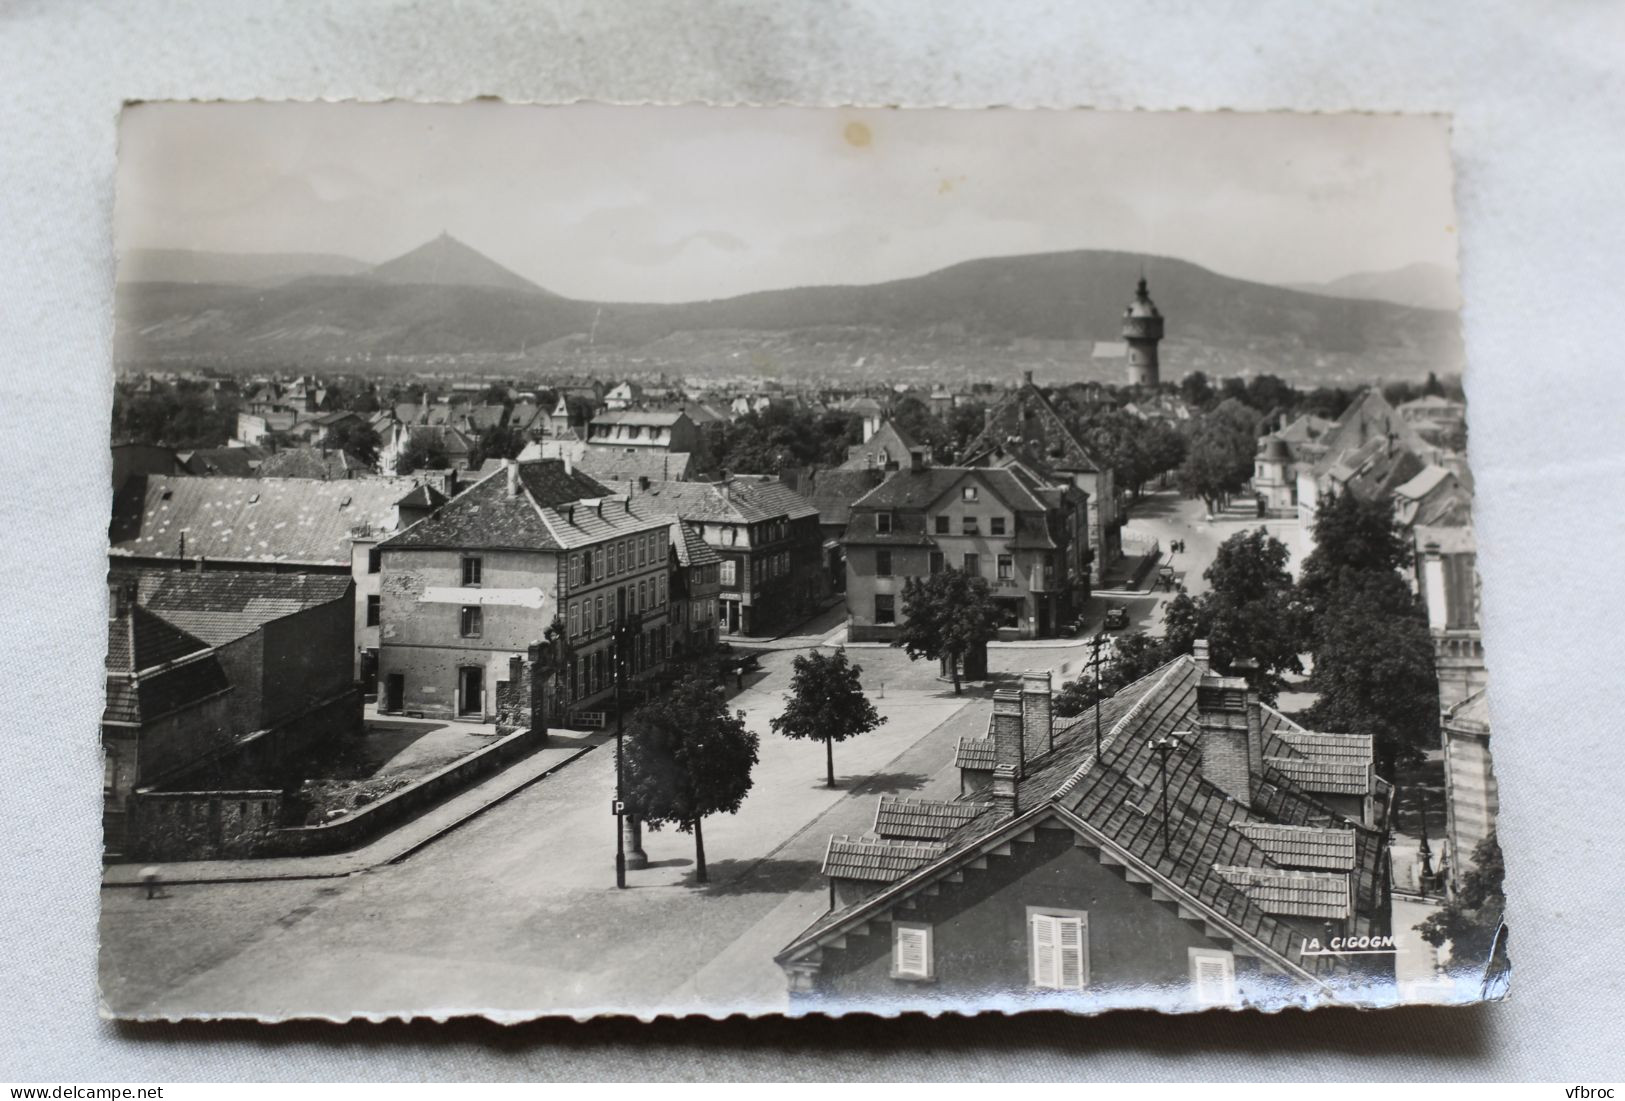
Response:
[115, 235, 1465, 385]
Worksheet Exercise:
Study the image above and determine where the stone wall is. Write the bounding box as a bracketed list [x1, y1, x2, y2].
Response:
[128, 789, 283, 861]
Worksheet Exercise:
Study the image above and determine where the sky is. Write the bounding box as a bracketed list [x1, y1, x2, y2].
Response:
[116, 102, 1459, 303]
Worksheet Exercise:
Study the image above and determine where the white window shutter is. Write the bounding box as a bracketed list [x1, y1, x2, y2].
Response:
[1191, 950, 1235, 1005]
[1030, 913, 1059, 988]
[1058, 916, 1086, 990]
[895, 925, 930, 978]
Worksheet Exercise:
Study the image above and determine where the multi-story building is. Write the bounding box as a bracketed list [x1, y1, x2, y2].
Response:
[843, 452, 1089, 642]
[1415, 521, 1496, 895]
[584, 409, 706, 469]
[667, 519, 722, 655]
[627, 476, 824, 637]
[962, 373, 1118, 584]
[376, 459, 673, 723]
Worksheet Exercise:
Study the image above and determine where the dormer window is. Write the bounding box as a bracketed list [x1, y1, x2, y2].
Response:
[876, 512, 893, 535]
[962, 486, 978, 502]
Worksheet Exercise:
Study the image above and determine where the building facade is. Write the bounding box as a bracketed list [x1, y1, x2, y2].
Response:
[777, 644, 1393, 1008]
[627, 476, 824, 637]
[843, 455, 1089, 642]
[377, 460, 673, 723]
[667, 519, 722, 655]
[962, 374, 1119, 584]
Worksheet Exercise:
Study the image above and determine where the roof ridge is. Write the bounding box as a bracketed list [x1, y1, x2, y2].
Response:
[1051, 655, 1192, 801]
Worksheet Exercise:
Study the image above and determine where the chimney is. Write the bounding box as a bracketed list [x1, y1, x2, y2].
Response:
[991, 686, 1026, 806]
[505, 458, 520, 497]
[638, 475, 651, 493]
[1195, 671, 1263, 803]
[1020, 671, 1054, 760]
[1023, 370, 1034, 386]
[909, 448, 926, 473]
[1191, 638, 1210, 670]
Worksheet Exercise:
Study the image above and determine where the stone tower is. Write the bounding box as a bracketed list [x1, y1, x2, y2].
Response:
[1121, 276, 1164, 388]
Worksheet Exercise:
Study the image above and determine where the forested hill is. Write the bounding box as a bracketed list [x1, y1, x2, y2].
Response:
[115, 244, 1464, 384]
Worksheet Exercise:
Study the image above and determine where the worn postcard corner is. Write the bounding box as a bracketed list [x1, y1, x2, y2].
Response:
[99, 101, 1505, 1024]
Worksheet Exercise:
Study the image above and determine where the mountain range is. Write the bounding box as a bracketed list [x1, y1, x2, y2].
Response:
[1287, 261, 1462, 312]
[114, 236, 1465, 384]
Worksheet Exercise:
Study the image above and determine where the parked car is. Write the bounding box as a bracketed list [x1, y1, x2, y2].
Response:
[1103, 604, 1130, 631]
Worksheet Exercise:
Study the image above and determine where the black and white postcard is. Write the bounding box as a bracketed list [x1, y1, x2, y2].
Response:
[99, 102, 1504, 1021]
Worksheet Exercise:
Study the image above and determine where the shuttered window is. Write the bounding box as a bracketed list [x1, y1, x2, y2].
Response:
[892, 922, 933, 980]
[1028, 909, 1088, 990]
[1188, 948, 1236, 1005]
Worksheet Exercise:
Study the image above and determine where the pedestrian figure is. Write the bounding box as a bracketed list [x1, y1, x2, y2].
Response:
[139, 866, 163, 900]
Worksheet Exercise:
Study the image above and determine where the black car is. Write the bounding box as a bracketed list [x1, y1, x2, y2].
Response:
[1103, 604, 1130, 631]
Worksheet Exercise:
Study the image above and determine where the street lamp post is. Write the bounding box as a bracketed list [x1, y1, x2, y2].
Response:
[1086, 631, 1108, 759]
[614, 617, 626, 890]
[612, 609, 647, 890]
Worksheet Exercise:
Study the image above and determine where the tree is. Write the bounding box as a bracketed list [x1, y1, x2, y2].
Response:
[704, 405, 859, 473]
[621, 671, 760, 884]
[895, 567, 1002, 694]
[1176, 412, 1254, 515]
[1055, 632, 1174, 717]
[467, 424, 527, 469]
[1158, 528, 1308, 703]
[1179, 370, 1215, 409]
[771, 648, 887, 787]
[1297, 490, 1413, 616]
[396, 434, 449, 474]
[320, 420, 381, 466]
[1417, 832, 1508, 976]
[1302, 582, 1439, 774]
[1243, 374, 1297, 414]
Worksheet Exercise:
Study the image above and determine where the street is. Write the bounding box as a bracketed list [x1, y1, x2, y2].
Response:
[100, 637, 983, 1020]
[102, 490, 1416, 1022]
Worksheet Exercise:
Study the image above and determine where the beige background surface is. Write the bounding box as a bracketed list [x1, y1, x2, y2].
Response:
[2, 0, 1622, 1081]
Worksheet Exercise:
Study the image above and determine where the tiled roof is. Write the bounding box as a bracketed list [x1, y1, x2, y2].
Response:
[822, 836, 947, 882]
[954, 736, 996, 771]
[1231, 823, 1357, 871]
[1214, 866, 1352, 919]
[383, 461, 677, 553]
[847, 465, 1048, 515]
[576, 449, 693, 483]
[785, 652, 1388, 979]
[177, 447, 265, 477]
[629, 478, 818, 525]
[107, 603, 210, 674]
[591, 409, 689, 427]
[670, 520, 721, 568]
[126, 570, 353, 646]
[1265, 756, 1371, 796]
[874, 797, 991, 842]
[1394, 464, 1454, 501]
[962, 379, 1105, 477]
[110, 475, 431, 567]
[256, 448, 372, 481]
[793, 468, 886, 527]
[104, 602, 229, 726]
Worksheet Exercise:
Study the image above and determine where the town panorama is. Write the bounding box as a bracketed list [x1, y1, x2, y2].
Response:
[99, 103, 1502, 1020]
